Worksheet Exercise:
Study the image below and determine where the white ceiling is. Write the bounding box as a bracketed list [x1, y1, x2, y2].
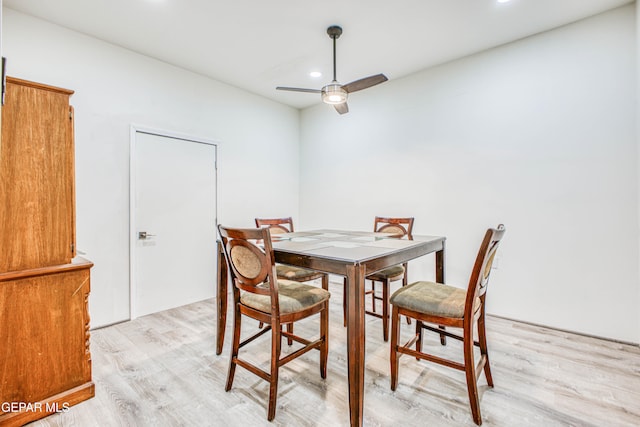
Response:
[3, 0, 633, 109]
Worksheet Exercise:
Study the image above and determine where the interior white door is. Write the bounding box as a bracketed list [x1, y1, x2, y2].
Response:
[132, 130, 217, 318]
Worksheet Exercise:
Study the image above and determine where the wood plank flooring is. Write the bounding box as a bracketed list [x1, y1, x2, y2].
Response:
[27, 280, 640, 426]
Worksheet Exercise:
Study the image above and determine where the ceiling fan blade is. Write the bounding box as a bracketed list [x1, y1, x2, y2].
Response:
[276, 86, 321, 93]
[343, 74, 388, 93]
[334, 102, 349, 115]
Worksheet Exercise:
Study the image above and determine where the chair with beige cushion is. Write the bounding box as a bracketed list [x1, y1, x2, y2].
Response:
[255, 217, 329, 290]
[343, 216, 414, 341]
[389, 224, 506, 425]
[218, 224, 330, 421]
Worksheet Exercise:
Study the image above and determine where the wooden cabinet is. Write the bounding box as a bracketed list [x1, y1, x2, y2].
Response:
[0, 77, 93, 426]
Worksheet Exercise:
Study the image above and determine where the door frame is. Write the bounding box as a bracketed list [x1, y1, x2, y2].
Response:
[129, 124, 219, 320]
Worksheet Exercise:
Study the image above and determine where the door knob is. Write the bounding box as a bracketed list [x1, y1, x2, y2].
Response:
[138, 231, 156, 240]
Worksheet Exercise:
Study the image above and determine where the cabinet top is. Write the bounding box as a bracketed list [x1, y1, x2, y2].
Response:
[6, 76, 74, 96]
[0, 257, 93, 281]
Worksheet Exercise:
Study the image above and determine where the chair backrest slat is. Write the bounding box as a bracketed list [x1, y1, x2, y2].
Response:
[255, 217, 294, 235]
[374, 216, 414, 240]
[465, 224, 506, 316]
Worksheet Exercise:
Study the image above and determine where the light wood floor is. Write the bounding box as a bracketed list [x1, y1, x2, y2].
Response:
[29, 280, 640, 426]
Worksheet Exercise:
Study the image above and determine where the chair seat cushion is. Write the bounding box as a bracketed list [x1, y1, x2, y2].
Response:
[241, 280, 330, 314]
[367, 264, 405, 281]
[276, 264, 324, 281]
[390, 281, 479, 319]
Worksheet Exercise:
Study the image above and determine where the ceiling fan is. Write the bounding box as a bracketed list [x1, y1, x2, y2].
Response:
[276, 26, 388, 115]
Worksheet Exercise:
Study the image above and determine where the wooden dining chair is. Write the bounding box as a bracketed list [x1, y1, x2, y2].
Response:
[218, 224, 330, 421]
[255, 217, 329, 291]
[389, 224, 506, 425]
[343, 216, 414, 341]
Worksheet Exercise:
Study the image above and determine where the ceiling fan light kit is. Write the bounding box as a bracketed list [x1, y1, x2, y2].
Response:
[276, 25, 388, 114]
[321, 83, 347, 104]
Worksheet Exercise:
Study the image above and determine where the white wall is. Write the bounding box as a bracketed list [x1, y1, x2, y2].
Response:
[300, 5, 638, 343]
[2, 9, 301, 327]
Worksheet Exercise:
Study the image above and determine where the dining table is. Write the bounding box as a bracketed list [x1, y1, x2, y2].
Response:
[215, 229, 446, 427]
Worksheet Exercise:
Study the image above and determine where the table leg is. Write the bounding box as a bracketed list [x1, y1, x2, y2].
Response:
[216, 240, 228, 355]
[436, 241, 446, 283]
[345, 264, 366, 427]
[436, 241, 447, 345]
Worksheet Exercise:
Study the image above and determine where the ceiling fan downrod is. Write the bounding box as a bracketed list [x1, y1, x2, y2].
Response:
[327, 25, 342, 82]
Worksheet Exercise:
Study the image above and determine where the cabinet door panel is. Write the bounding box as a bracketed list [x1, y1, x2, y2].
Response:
[0, 78, 74, 272]
[0, 265, 93, 410]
